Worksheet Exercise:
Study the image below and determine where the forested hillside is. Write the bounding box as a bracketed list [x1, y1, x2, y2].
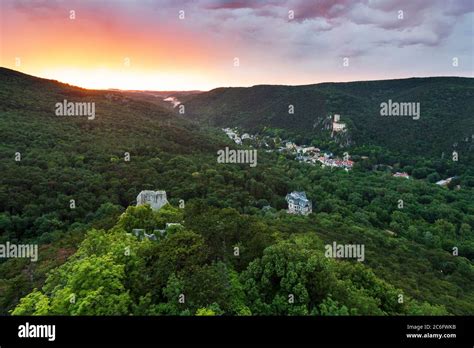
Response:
[1, 68, 473, 316]
[180, 77, 474, 158]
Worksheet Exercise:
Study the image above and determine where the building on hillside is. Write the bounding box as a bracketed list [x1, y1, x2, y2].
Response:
[436, 177, 455, 187]
[333, 122, 346, 132]
[286, 191, 312, 215]
[136, 190, 169, 211]
[341, 159, 354, 169]
[393, 172, 410, 179]
[332, 114, 347, 132]
[222, 128, 238, 141]
[302, 146, 320, 155]
[317, 156, 353, 170]
[285, 142, 297, 151]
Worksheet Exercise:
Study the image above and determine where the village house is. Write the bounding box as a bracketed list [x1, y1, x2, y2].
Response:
[317, 156, 354, 170]
[286, 191, 312, 215]
[302, 147, 320, 156]
[136, 190, 169, 211]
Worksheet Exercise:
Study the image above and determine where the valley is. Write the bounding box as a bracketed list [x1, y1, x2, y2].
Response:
[0, 68, 473, 316]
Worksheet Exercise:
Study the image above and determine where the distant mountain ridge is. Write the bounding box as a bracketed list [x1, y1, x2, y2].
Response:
[0, 67, 222, 158]
[179, 76, 474, 158]
[2, 67, 472, 159]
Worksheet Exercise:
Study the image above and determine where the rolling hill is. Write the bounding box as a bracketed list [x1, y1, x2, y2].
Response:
[180, 77, 474, 158]
[1, 68, 473, 316]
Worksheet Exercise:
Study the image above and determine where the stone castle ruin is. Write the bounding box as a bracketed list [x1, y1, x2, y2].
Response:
[136, 190, 169, 211]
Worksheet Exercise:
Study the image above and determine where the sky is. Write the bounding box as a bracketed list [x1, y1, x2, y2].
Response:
[1, 0, 473, 90]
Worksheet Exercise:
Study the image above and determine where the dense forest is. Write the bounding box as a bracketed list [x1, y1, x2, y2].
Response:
[180, 77, 474, 159]
[0, 68, 473, 316]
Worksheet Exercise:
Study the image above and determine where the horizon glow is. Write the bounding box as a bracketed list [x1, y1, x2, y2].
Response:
[1, 0, 473, 91]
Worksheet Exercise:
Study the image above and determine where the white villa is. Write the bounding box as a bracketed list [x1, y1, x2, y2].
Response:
[136, 190, 169, 211]
[286, 191, 312, 215]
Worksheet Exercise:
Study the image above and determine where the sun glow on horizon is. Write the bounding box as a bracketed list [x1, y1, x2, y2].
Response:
[1, 0, 472, 91]
[33, 67, 220, 91]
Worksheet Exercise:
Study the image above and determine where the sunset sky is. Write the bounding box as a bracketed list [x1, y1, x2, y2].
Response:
[1, 0, 473, 90]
